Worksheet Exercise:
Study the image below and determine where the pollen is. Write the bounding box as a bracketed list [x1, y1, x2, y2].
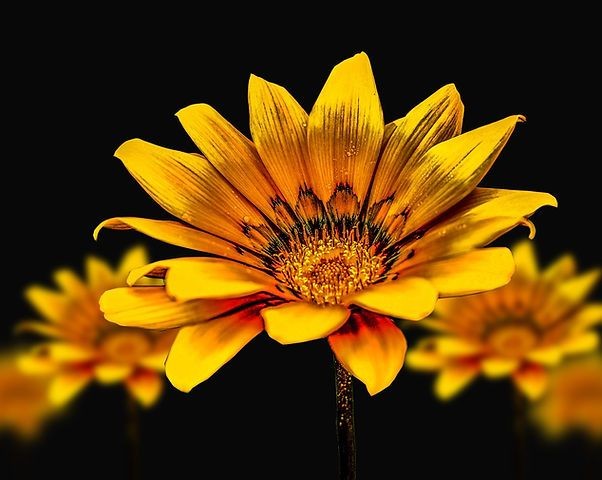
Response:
[276, 230, 383, 305]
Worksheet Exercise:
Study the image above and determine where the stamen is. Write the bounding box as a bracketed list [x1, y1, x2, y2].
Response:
[275, 228, 383, 305]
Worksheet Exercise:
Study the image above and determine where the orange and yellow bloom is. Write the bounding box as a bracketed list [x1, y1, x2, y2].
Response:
[98, 53, 555, 395]
[20, 247, 174, 407]
[0, 351, 55, 439]
[532, 355, 602, 439]
[407, 241, 600, 400]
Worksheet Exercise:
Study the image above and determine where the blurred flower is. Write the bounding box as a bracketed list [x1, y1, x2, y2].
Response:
[97, 52, 554, 395]
[0, 351, 55, 439]
[19, 247, 175, 407]
[532, 355, 602, 439]
[407, 241, 600, 400]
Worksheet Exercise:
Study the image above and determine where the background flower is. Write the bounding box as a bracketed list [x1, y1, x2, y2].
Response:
[19, 247, 175, 407]
[407, 241, 600, 400]
[0, 351, 56, 439]
[532, 355, 602, 439]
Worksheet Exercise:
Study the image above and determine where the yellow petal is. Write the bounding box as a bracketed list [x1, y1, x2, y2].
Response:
[329, 310, 407, 395]
[114, 139, 273, 250]
[139, 352, 168, 371]
[527, 347, 564, 366]
[572, 303, 602, 330]
[481, 357, 520, 378]
[369, 84, 463, 210]
[557, 268, 601, 304]
[86, 255, 116, 293]
[401, 248, 515, 297]
[100, 286, 261, 330]
[53, 268, 88, 299]
[560, 332, 599, 355]
[128, 257, 278, 300]
[345, 277, 437, 321]
[176, 104, 281, 222]
[49, 369, 93, 406]
[25, 286, 69, 324]
[116, 245, 149, 282]
[512, 365, 548, 400]
[126, 370, 163, 408]
[248, 74, 310, 208]
[262, 301, 349, 345]
[542, 253, 577, 282]
[512, 240, 539, 279]
[18, 352, 60, 375]
[435, 362, 480, 400]
[433, 337, 482, 356]
[390, 115, 525, 237]
[405, 347, 446, 371]
[94, 363, 134, 384]
[16, 321, 65, 339]
[307, 52, 383, 205]
[94, 217, 261, 268]
[165, 309, 263, 392]
[43, 343, 97, 362]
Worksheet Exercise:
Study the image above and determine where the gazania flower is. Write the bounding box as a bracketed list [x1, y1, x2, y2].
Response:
[532, 355, 602, 439]
[407, 241, 600, 400]
[19, 247, 175, 407]
[0, 350, 55, 439]
[98, 52, 555, 395]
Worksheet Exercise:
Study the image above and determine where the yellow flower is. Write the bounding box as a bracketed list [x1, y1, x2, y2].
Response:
[19, 247, 175, 407]
[532, 355, 602, 439]
[407, 241, 601, 400]
[0, 351, 55, 439]
[97, 53, 555, 395]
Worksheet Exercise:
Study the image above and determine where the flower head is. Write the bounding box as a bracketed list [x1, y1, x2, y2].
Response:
[98, 53, 555, 395]
[0, 351, 55, 439]
[407, 241, 600, 400]
[532, 355, 602, 439]
[20, 247, 174, 407]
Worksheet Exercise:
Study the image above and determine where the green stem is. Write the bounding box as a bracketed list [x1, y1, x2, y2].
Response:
[512, 388, 527, 480]
[126, 394, 141, 480]
[334, 356, 356, 480]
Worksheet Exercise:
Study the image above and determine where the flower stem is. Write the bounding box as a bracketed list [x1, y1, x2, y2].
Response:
[334, 356, 356, 480]
[126, 394, 141, 480]
[512, 388, 527, 480]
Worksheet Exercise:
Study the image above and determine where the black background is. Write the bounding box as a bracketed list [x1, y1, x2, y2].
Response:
[2, 14, 601, 479]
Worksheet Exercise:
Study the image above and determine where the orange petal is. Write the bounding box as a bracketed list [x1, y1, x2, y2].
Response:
[387, 115, 525, 237]
[116, 245, 150, 282]
[94, 217, 261, 267]
[165, 309, 264, 392]
[100, 286, 264, 330]
[86, 255, 115, 293]
[114, 139, 273, 250]
[248, 74, 310, 208]
[176, 104, 282, 223]
[400, 248, 515, 297]
[307, 52, 383, 205]
[345, 277, 437, 321]
[126, 370, 163, 408]
[328, 310, 407, 395]
[512, 364, 548, 400]
[128, 257, 279, 300]
[262, 302, 349, 345]
[370, 84, 463, 212]
[560, 332, 599, 355]
[542, 253, 577, 282]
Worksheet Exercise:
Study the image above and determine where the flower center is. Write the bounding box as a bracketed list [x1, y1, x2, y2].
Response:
[101, 331, 152, 363]
[276, 231, 383, 305]
[487, 324, 539, 357]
